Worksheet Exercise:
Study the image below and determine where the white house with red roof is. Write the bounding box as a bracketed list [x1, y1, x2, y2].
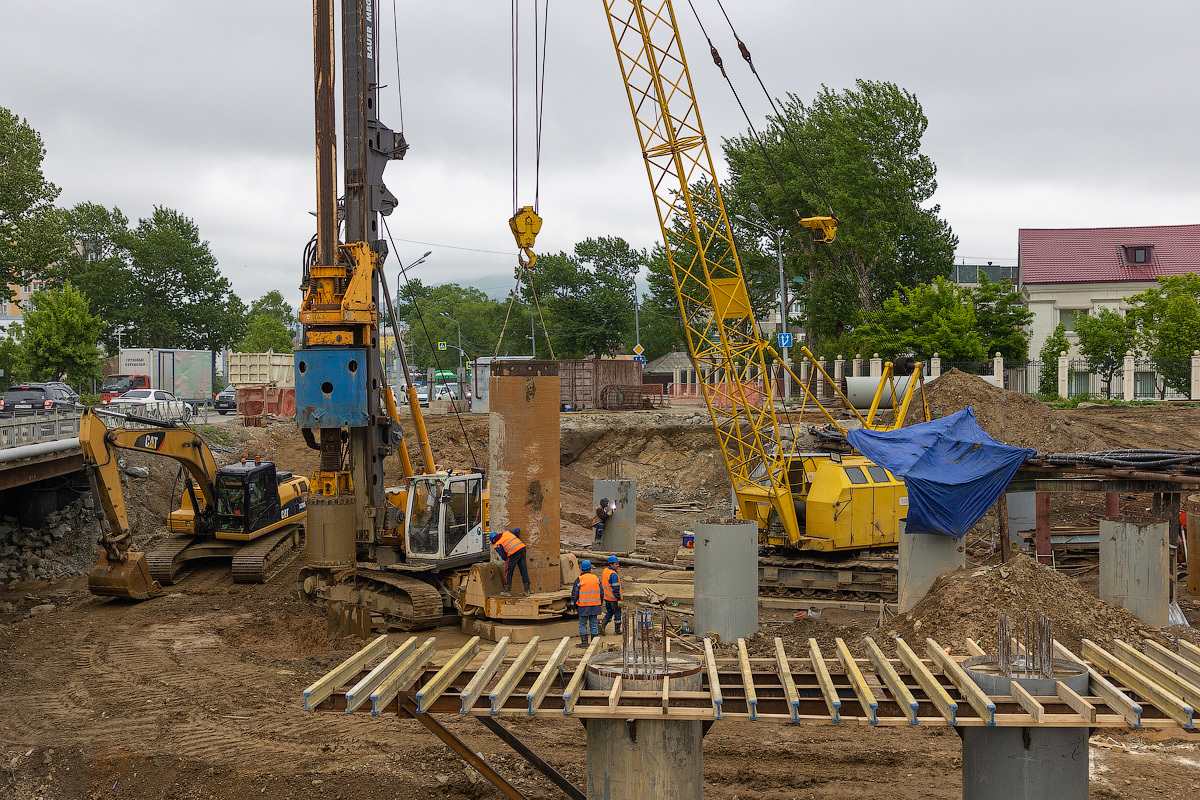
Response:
[1019, 224, 1200, 375]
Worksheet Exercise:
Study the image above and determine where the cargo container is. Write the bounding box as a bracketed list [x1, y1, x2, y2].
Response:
[227, 350, 295, 388]
[118, 349, 214, 404]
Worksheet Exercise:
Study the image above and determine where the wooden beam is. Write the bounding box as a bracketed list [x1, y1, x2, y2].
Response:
[302, 633, 390, 710]
[862, 636, 919, 724]
[416, 637, 481, 713]
[926, 639, 996, 726]
[345, 637, 426, 713]
[562, 637, 602, 716]
[607, 675, 624, 713]
[526, 638, 572, 714]
[370, 638, 436, 714]
[809, 638, 841, 723]
[1054, 640, 1141, 727]
[704, 636, 723, 720]
[1009, 681, 1045, 723]
[964, 639, 986, 658]
[460, 636, 511, 715]
[1144, 640, 1200, 689]
[895, 638, 957, 725]
[1112, 640, 1200, 713]
[490, 637, 541, 715]
[1178, 639, 1200, 668]
[836, 637, 877, 725]
[737, 639, 758, 721]
[661, 675, 670, 715]
[1056, 681, 1097, 724]
[775, 638, 800, 722]
[1082, 639, 1191, 728]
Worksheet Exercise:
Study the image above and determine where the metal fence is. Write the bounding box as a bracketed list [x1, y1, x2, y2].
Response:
[0, 408, 82, 449]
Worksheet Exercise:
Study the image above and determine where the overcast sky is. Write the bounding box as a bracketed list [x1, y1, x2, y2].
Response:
[3, 1, 1199, 313]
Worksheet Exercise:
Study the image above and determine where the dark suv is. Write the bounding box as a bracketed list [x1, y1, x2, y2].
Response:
[215, 385, 237, 415]
[0, 382, 79, 414]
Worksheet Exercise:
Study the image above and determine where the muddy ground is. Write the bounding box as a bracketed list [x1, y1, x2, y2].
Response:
[5, 386, 1200, 798]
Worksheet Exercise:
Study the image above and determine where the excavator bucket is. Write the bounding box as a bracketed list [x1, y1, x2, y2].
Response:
[87, 550, 163, 600]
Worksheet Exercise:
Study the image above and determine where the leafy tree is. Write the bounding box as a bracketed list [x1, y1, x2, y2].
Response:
[1074, 308, 1135, 398]
[970, 275, 1033, 361]
[0, 326, 24, 385]
[399, 282, 510, 370]
[1038, 323, 1070, 396]
[248, 290, 298, 337]
[639, 244, 689, 361]
[0, 107, 68, 293]
[1127, 274, 1200, 398]
[723, 80, 957, 350]
[18, 283, 102, 384]
[237, 314, 293, 353]
[853, 277, 983, 361]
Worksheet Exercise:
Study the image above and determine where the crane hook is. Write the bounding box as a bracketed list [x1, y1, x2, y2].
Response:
[509, 206, 543, 268]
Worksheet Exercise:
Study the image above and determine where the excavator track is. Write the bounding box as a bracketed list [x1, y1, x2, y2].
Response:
[757, 550, 898, 601]
[231, 525, 305, 584]
[145, 535, 204, 585]
[355, 570, 446, 631]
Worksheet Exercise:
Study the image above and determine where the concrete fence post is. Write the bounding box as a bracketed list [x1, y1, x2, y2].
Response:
[869, 353, 882, 378]
[929, 352, 941, 380]
[1123, 351, 1136, 401]
[993, 352, 1004, 388]
[833, 355, 845, 389]
[799, 359, 809, 387]
[1057, 352, 1069, 398]
[1192, 351, 1200, 400]
[815, 360, 826, 398]
[852, 354, 863, 378]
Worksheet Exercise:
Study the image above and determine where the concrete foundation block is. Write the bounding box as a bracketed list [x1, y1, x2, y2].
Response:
[1100, 517, 1169, 627]
[897, 525, 965, 613]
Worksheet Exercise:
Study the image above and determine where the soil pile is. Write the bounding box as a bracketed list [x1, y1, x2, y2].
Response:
[907, 369, 1102, 452]
[0, 500, 100, 584]
[886, 554, 1170, 655]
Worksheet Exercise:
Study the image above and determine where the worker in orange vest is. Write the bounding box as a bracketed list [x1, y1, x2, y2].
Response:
[490, 527, 530, 597]
[600, 555, 622, 635]
[572, 559, 603, 647]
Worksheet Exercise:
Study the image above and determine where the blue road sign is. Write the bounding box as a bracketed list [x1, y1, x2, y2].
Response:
[778, 332, 794, 348]
[633, 355, 646, 364]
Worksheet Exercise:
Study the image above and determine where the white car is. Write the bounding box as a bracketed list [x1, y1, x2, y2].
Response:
[110, 389, 194, 422]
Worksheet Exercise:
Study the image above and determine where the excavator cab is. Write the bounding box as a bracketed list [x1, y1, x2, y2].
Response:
[214, 461, 280, 537]
[404, 473, 488, 569]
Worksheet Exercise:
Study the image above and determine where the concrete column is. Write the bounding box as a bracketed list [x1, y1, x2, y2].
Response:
[694, 519, 758, 642]
[1192, 351, 1200, 399]
[852, 354, 863, 378]
[929, 352, 940, 380]
[993, 352, 1004, 388]
[1100, 518, 1169, 627]
[814, 360, 826, 398]
[1035, 492, 1052, 565]
[869, 353, 882, 378]
[833, 355, 845, 390]
[593, 478, 637, 553]
[1187, 493, 1200, 597]
[799, 359, 809, 385]
[1105, 492, 1120, 518]
[1057, 352, 1069, 399]
[1123, 351, 1136, 400]
[489, 361, 562, 593]
[897, 522, 966, 613]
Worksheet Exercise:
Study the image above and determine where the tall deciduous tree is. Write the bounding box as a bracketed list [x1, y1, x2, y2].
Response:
[1127, 274, 1200, 397]
[248, 290, 298, 337]
[0, 107, 68, 292]
[970, 275, 1033, 361]
[238, 315, 293, 353]
[19, 283, 102, 384]
[1074, 308, 1136, 398]
[853, 277, 983, 361]
[724, 80, 957, 350]
[1038, 323, 1070, 397]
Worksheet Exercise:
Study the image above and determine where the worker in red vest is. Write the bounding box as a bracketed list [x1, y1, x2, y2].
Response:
[572, 559, 603, 647]
[600, 555, 622, 635]
[490, 527, 530, 597]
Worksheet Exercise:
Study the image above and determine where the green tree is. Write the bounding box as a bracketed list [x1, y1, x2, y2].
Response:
[248, 290, 298, 336]
[0, 326, 24, 385]
[1127, 274, 1200, 398]
[0, 107, 68, 293]
[1074, 308, 1135, 398]
[400, 283, 510, 370]
[970, 275, 1033, 361]
[18, 283, 102, 384]
[237, 314, 293, 353]
[723, 80, 957, 350]
[853, 277, 983, 361]
[1038, 323, 1070, 397]
[639, 244, 689, 361]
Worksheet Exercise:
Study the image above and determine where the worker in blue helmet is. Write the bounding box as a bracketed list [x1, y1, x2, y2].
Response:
[600, 555, 622, 635]
[571, 559, 602, 647]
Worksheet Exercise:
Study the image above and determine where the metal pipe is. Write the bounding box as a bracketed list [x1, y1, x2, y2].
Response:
[0, 437, 81, 463]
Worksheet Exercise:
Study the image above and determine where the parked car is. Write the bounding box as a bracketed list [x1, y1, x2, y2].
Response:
[414, 382, 430, 406]
[215, 385, 237, 415]
[109, 388, 194, 422]
[0, 383, 79, 414]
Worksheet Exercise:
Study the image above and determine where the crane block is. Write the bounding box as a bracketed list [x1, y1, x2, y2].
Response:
[799, 216, 838, 244]
[509, 206, 542, 267]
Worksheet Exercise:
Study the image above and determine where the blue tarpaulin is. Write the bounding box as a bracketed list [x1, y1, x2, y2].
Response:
[845, 407, 1035, 538]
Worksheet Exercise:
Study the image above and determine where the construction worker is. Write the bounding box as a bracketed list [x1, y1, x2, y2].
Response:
[592, 498, 612, 547]
[572, 559, 602, 647]
[600, 554, 622, 635]
[490, 527, 531, 598]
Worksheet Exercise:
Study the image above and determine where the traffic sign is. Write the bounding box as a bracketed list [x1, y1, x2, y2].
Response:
[633, 355, 646, 364]
[465, 361, 473, 369]
[777, 332, 793, 348]
[633, 343, 644, 356]
[437, 342, 447, 350]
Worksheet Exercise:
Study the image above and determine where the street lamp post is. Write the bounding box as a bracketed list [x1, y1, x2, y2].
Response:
[439, 311, 463, 375]
[735, 208, 790, 403]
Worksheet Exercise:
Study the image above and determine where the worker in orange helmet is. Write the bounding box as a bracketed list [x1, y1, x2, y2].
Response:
[490, 527, 530, 597]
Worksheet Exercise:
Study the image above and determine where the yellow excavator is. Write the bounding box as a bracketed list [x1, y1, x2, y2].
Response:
[82, 407, 309, 599]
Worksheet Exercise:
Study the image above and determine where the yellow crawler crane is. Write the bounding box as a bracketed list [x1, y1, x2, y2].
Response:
[603, 0, 928, 598]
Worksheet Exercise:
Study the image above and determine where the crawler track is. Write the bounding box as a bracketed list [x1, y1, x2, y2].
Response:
[231, 525, 304, 583]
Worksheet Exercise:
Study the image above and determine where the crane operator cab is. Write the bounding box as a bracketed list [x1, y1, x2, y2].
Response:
[404, 472, 488, 570]
[214, 459, 308, 541]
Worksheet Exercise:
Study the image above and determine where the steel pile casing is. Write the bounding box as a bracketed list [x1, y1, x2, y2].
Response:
[593, 478, 637, 553]
[1100, 517, 1170, 627]
[693, 519, 758, 643]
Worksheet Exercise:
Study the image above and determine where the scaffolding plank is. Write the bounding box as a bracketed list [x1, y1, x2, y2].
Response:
[704, 637, 723, 720]
[527, 638, 572, 715]
[927, 639, 995, 725]
[809, 639, 841, 723]
[302, 633, 390, 710]
[964, 640, 986, 658]
[371, 638, 437, 714]
[1082, 639, 1191, 728]
[1144, 640, 1200, 688]
[1056, 681, 1097, 723]
[1178, 639, 1200, 668]
[836, 637, 878, 725]
[895, 638, 957, 725]
[863, 636, 919, 725]
[1054, 640, 1141, 727]
[737, 639, 758, 721]
[562, 637, 602, 716]
[346, 637, 427, 713]
[460, 637, 511, 714]
[1112, 639, 1200, 713]
[775, 638, 800, 722]
[490, 637, 541, 715]
[417, 637, 481, 713]
[1009, 681, 1045, 723]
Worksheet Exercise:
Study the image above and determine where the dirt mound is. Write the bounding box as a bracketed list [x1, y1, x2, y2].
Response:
[907, 369, 1102, 452]
[886, 554, 1170, 656]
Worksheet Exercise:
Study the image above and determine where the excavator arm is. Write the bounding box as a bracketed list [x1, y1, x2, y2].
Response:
[81, 407, 220, 599]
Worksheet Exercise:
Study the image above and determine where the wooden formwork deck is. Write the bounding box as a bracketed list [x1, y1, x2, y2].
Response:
[302, 634, 1200, 730]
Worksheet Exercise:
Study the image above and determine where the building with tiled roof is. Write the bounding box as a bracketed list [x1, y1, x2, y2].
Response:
[1019, 225, 1200, 378]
